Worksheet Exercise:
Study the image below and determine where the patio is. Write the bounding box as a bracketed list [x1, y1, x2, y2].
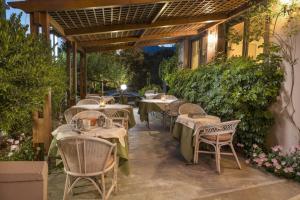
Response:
[1, 0, 300, 200]
[48, 109, 300, 200]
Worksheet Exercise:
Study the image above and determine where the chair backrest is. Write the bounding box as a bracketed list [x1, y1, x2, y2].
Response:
[103, 108, 129, 130]
[167, 100, 186, 116]
[153, 93, 165, 99]
[77, 99, 99, 105]
[86, 96, 101, 103]
[200, 120, 241, 139]
[145, 90, 155, 94]
[164, 95, 177, 100]
[101, 96, 115, 104]
[178, 103, 206, 115]
[64, 107, 87, 124]
[57, 136, 116, 176]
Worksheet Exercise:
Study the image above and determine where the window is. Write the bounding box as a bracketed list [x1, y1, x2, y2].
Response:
[191, 40, 199, 69]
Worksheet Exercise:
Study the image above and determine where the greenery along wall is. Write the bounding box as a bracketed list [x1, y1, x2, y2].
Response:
[163, 51, 283, 154]
[0, 12, 67, 136]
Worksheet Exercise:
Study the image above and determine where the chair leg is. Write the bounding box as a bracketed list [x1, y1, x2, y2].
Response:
[101, 174, 106, 200]
[63, 175, 69, 200]
[193, 140, 200, 164]
[215, 145, 221, 174]
[113, 160, 119, 193]
[230, 143, 242, 169]
[169, 116, 173, 134]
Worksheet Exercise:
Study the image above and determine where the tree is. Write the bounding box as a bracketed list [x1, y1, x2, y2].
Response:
[87, 52, 132, 91]
[0, 11, 67, 135]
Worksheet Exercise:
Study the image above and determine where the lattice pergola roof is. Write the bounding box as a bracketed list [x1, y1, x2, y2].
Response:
[9, 0, 252, 52]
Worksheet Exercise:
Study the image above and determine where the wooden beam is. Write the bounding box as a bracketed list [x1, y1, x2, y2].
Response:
[49, 15, 65, 37]
[79, 31, 198, 47]
[85, 38, 178, 52]
[40, 11, 50, 41]
[66, 41, 72, 107]
[65, 14, 227, 36]
[8, 0, 175, 12]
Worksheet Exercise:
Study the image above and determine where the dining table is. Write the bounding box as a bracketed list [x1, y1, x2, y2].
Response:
[48, 124, 130, 175]
[73, 104, 136, 129]
[138, 99, 177, 128]
[172, 114, 221, 163]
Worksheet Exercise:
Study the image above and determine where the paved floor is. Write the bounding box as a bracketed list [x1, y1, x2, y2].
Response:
[49, 109, 300, 200]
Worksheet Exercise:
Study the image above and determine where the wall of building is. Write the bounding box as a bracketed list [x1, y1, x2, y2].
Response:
[268, 14, 300, 150]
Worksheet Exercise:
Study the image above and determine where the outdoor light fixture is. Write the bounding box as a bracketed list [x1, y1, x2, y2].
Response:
[120, 84, 127, 91]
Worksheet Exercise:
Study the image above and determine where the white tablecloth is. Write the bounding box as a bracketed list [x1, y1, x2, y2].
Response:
[52, 124, 127, 147]
[73, 104, 132, 110]
[176, 114, 221, 134]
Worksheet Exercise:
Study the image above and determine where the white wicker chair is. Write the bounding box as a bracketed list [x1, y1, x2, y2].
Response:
[153, 93, 165, 99]
[64, 107, 87, 124]
[193, 120, 242, 174]
[57, 136, 118, 200]
[77, 99, 99, 105]
[86, 96, 101, 103]
[178, 103, 206, 115]
[144, 90, 155, 94]
[166, 100, 186, 133]
[164, 95, 177, 100]
[103, 109, 130, 130]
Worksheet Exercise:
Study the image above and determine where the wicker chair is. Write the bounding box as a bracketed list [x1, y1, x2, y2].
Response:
[164, 95, 177, 100]
[193, 120, 242, 174]
[144, 90, 155, 94]
[166, 100, 186, 133]
[86, 94, 100, 98]
[77, 99, 99, 105]
[153, 93, 165, 99]
[86, 96, 101, 103]
[178, 103, 206, 115]
[64, 107, 87, 124]
[103, 109, 130, 130]
[57, 136, 118, 200]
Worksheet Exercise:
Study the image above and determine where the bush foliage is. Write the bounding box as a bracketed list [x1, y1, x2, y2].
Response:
[165, 52, 283, 153]
[0, 12, 67, 136]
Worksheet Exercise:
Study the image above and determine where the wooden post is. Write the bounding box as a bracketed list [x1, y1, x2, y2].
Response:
[30, 12, 39, 36]
[79, 52, 87, 99]
[40, 11, 50, 41]
[66, 41, 72, 107]
[217, 23, 226, 55]
[71, 41, 77, 105]
[30, 11, 52, 153]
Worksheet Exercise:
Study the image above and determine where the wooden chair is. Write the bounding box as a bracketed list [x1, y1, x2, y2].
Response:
[77, 99, 99, 105]
[103, 109, 130, 131]
[64, 107, 86, 124]
[193, 120, 242, 174]
[57, 136, 118, 200]
[164, 95, 177, 100]
[178, 103, 206, 115]
[166, 100, 186, 133]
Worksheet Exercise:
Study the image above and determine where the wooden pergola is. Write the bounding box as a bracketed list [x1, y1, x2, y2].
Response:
[9, 0, 253, 102]
[7, 0, 255, 151]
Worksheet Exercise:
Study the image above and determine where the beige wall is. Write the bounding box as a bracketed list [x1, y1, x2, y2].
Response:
[268, 14, 300, 150]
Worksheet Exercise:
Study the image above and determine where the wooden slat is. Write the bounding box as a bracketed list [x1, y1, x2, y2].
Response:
[8, 0, 174, 12]
[85, 38, 178, 52]
[79, 30, 198, 46]
[65, 14, 227, 36]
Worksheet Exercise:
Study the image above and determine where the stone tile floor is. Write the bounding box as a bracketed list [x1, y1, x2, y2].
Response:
[49, 109, 300, 200]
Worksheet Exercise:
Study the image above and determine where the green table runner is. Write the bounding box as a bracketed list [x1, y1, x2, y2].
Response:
[172, 122, 195, 163]
[138, 101, 162, 122]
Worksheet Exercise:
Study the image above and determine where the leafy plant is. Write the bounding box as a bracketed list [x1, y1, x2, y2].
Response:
[166, 54, 283, 154]
[0, 12, 67, 137]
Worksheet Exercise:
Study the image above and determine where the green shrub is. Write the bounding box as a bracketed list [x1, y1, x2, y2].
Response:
[0, 12, 67, 136]
[166, 53, 283, 154]
[139, 84, 162, 96]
